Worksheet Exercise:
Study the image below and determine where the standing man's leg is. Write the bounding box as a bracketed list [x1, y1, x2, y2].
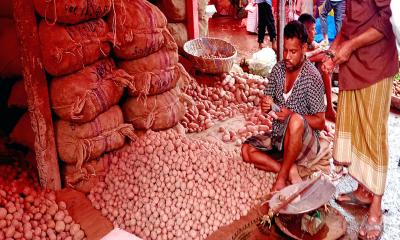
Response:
[332, 0, 345, 35]
[320, 0, 333, 44]
[265, 2, 277, 51]
[257, 2, 268, 49]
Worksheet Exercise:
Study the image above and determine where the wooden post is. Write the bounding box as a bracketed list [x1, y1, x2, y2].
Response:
[12, 0, 61, 190]
[187, 0, 199, 39]
[277, 0, 285, 61]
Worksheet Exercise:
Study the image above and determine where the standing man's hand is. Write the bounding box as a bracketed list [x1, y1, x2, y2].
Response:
[261, 95, 273, 114]
[276, 107, 292, 122]
[333, 40, 355, 65]
[321, 57, 335, 74]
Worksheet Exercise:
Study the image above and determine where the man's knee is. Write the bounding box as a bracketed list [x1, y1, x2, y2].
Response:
[287, 113, 305, 135]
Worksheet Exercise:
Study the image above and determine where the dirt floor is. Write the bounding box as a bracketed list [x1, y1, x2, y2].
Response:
[209, 16, 400, 240]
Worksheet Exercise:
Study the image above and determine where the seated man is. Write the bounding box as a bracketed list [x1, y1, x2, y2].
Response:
[242, 20, 326, 192]
[298, 13, 336, 122]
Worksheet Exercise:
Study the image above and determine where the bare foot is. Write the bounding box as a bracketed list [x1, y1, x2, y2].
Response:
[289, 165, 302, 184]
[271, 178, 286, 192]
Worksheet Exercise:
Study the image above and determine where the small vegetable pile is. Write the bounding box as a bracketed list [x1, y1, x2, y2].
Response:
[182, 72, 273, 145]
[88, 128, 275, 240]
[0, 164, 85, 240]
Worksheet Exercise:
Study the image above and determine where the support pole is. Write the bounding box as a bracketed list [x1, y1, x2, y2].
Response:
[187, 0, 199, 39]
[12, 0, 61, 190]
[277, 0, 285, 60]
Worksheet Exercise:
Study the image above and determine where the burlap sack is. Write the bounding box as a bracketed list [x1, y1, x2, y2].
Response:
[33, 0, 111, 24]
[118, 35, 186, 97]
[56, 105, 136, 168]
[156, 0, 209, 22]
[108, 0, 168, 59]
[63, 157, 110, 193]
[0, 18, 21, 79]
[39, 18, 112, 76]
[50, 58, 132, 123]
[10, 112, 34, 150]
[123, 87, 188, 130]
[166, 23, 188, 50]
[8, 79, 27, 108]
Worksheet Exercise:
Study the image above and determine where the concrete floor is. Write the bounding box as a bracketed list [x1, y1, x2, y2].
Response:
[209, 16, 400, 240]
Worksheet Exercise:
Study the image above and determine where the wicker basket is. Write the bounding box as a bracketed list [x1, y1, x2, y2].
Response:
[183, 37, 237, 74]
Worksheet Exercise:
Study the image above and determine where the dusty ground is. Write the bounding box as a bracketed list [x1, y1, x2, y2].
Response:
[209, 16, 400, 239]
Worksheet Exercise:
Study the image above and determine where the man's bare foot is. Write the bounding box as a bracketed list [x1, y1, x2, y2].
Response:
[271, 178, 286, 192]
[289, 165, 302, 184]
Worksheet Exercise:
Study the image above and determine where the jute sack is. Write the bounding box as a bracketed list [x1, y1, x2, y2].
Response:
[63, 157, 110, 193]
[166, 23, 188, 50]
[8, 79, 27, 108]
[56, 105, 136, 168]
[39, 18, 112, 76]
[0, 18, 21, 79]
[118, 34, 186, 97]
[108, 0, 168, 59]
[123, 87, 190, 131]
[33, 0, 111, 24]
[50, 58, 133, 123]
[156, 0, 209, 22]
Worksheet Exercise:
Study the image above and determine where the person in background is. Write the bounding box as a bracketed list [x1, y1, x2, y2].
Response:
[322, 0, 398, 239]
[295, 0, 314, 17]
[255, 0, 277, 51]
[242, 21, 326, 191]
[320, 0, 345, 45]
[298, 13, 336, 122]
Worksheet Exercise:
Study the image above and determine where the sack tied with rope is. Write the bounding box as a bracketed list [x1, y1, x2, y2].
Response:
[39, 18, 112, 76]
[50, 58, 133, 123]
[55, 105, 136, 168]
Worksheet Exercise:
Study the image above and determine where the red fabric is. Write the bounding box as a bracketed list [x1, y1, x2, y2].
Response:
[8, 80, 27, 108]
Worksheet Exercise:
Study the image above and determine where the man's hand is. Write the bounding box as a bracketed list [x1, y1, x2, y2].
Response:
[261, 95, 273, 114]
[276, 107, 292, 122]
[333, 40, 355, 65]
[321, 56, 335, 74]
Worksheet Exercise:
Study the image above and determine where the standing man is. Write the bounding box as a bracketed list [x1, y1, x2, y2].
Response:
[255, 0, 277, 51]
[242, 21, 326, 191]
[320, 0, 345, 45]
[323, 1, 398, 239]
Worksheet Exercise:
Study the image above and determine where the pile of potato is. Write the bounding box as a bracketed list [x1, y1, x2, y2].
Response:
[0, 164, 85, 240]
[88, 129, 275, 240]
[182, 72, 273, 142]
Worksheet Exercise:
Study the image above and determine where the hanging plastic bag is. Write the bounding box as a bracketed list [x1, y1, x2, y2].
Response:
[390, 0, 400, 50]
[247, 47, 277, 77]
